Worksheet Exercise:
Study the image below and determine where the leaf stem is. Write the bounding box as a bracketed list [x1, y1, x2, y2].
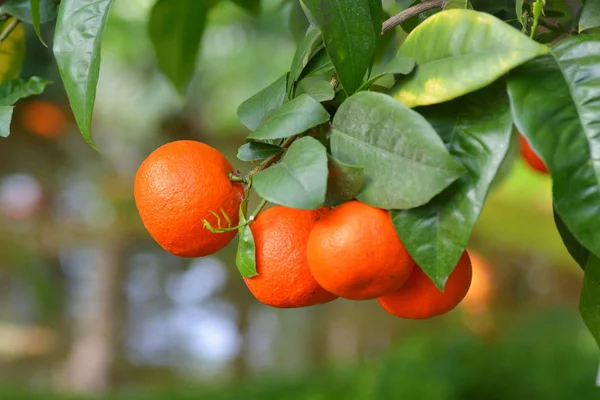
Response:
[245, 135, 299, 178]
[382, 0, 448, 34]
[0, 18, 19, 46]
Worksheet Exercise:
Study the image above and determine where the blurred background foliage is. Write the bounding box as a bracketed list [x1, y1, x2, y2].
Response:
[0, 0, 597, 398]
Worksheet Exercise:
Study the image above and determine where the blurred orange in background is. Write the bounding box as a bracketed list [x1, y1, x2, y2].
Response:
[19, 100, 69, 139]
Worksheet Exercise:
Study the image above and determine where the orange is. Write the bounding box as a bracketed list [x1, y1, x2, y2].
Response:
[244, 206, 337, 308]
[20, 100, 68, 139]
[520, 135, 548, 174]
[134, 140, 244, 257]
[378, 250, 473, 319]
[307, 200, 415, 300]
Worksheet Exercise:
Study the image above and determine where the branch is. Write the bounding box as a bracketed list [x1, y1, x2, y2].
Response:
[382, 0, 448, 34]
[245, 135, 299, 178]
[0, 0, 10, 6]
[0, 18, 19, 46]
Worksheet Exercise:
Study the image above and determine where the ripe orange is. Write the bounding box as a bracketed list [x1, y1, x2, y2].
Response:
[134, 140, 244, 257]
[307, 200, 415, 300]
[378, 250, 473, 319]
[245, 206, 337, 308]
[520, 135, 548, 174]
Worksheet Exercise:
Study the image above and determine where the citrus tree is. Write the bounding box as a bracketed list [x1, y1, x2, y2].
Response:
[2, 0, 600, 346]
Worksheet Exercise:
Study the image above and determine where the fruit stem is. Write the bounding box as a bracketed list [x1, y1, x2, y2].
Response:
[228, 172, 247, 183]
[203, 199, 268, 233]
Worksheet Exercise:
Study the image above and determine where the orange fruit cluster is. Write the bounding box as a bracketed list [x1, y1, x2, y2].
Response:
[134, 141, 473, 320]
[248, 200, 472, 319]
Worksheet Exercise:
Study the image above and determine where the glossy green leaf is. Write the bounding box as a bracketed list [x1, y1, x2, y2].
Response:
[331, 91, 465, 209]
[579, 0, 600, 33]
[298, 48, 334, 81]
[297, 79, 335, 102]
[0, 106, 13, 137]
[53, 0, 115, 147]
[301, 0, 382, 94]
[391, 84, 512, 290]
[554, 208, 589, 270]
[231, 0, 260, 15]
[507, 35, 600, 260]
[0, 0, 58, 24]
[0, 19, 25, 84]
[580, 255, 600, 348]
[390, 9, 547, 108]
[515, 0, 525, 29]
[238, 74, 287, 131]
[236, 200, 258, 278]
[358, 56, 415, 91]
[149, 0, 210, 94]
[289, 27, 323, 91]
[290, 0, 310, 43]
[490, 127, 519, 190]
[248, 94, 330, 140]
[30, 0, 45, 46]
[252, 136, 328, 209]
[444, 0, 472, 9]
[0, 76, 51, 106]
[237, 142, 282, 162]
[325, 155, 364, 207]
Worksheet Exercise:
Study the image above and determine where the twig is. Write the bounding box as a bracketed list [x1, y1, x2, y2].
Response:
[0, 18, 19, 46]
[0, 0, 11, 6]
[246, 135, 300, 178]
[382, 0, 448, 34]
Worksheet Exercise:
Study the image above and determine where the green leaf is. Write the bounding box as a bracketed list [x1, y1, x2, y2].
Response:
[296, 78, 335, 102]
[515, 0, 525, 29]
[507, 35, 600, 261]
[236, 200, 258, 278]
[358, 56, 415, 91]
[301, 0, 382, 94]
[580, 255, 600, 348]
[238, 74, 287, 131]
[289, 27, 323, 91]
[149, 0, 210, 94]
[444, 0, 472, 9]
[0, 0, 58, 24]
[30, 0, 45, 46]
[237, 142, 282, 162]
[53, 0, 115, 147]
[391, 84, 512, 290]
[0, 19, 25, 84]
[554, 208, 589, 270]
[579, 0, 600, 33]
[0, 76, 51, 106]
[390, 9, 547, 108]
[490, 127, 519, 190]
[331, 91, 465, 209]
[325, 155, 364, 207]
[252, 136, 328, 209]
[248, 94, 330, 141]
[230, 0, 260, 15]
[0, 106, 14, 137]
[298, 48, 335, 81]
[290, 0, 310, 43]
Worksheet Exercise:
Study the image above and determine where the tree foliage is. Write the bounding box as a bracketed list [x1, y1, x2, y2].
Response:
[1, 0, 600, 350]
